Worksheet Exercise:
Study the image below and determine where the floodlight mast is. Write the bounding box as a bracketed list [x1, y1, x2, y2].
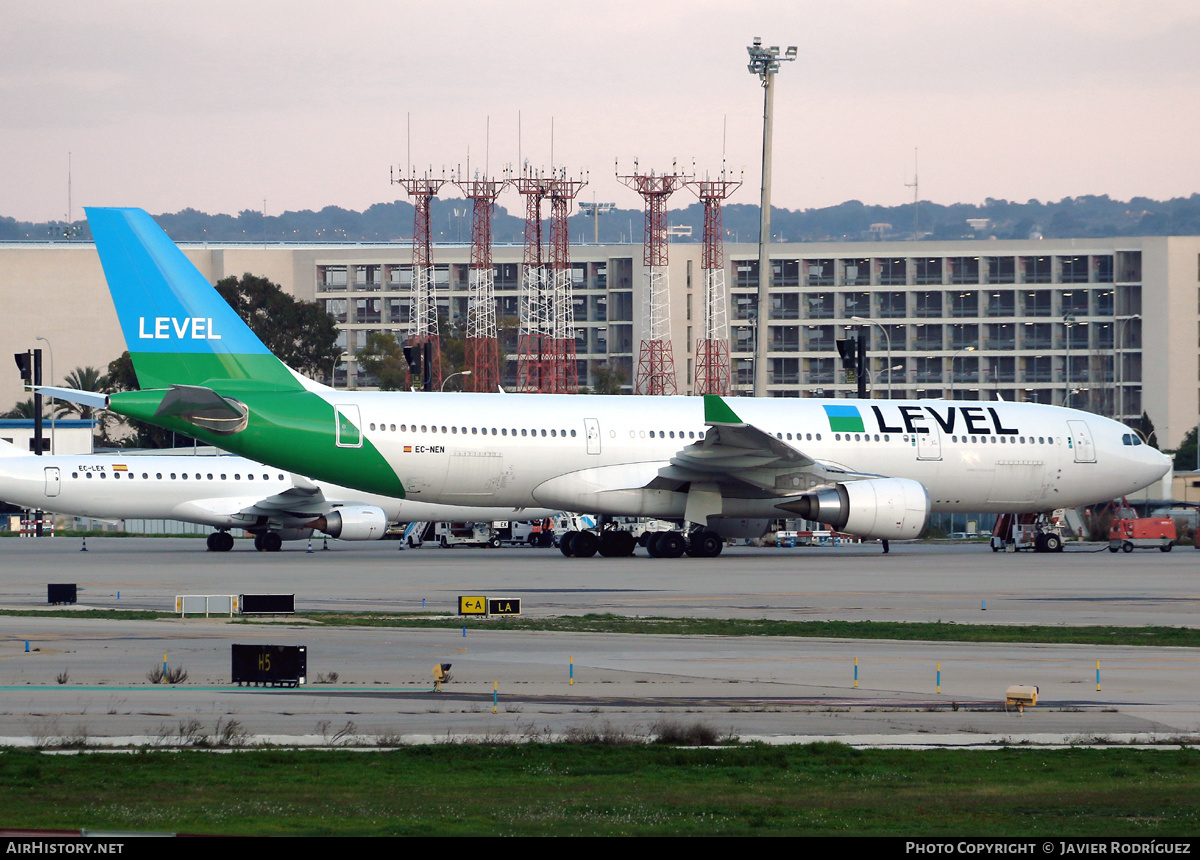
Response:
[746, 37, 797, 397]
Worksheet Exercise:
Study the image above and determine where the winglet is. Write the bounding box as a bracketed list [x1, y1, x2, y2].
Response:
[703, 394, 744, 426]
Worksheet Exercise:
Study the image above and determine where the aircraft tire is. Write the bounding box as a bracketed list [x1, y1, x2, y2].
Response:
[560, 531, 578, 557]
[655, 531, 687, 559]
[690, 530, 724, 558]
[1122, 541, 1134, 553]
[1043, 533, 1063, 553]
[262, 532, 283, 552]
[598, 530, 636, 557]
[253, 534, 265, 552]
[212, 531, 234, 552]
[572, 531, 599, 558]
[207, 533, 220, 552]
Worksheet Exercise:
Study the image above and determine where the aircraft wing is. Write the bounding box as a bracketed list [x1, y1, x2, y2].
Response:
[171, 479, 340, 528]
[650, 396, 844, 498]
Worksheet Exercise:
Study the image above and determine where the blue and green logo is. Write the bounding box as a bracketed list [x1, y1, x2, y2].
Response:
[823, 404, 865, 433]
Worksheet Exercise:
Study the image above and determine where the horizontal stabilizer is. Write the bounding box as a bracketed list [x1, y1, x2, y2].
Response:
[33, 386, 110, 410]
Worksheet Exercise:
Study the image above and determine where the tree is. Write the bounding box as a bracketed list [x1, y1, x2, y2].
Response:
[355, 332, 410, 391]
[1, 398, 45, 419]
[589, 363, 628, 395]
[53, 366, 103, 419]
[214, 273, 342, 379]
[101, 352, 180, 449]
[52, 365, 124, 444]
[1134, 411, 1159, 447]
[1169, 426, 1198, 472]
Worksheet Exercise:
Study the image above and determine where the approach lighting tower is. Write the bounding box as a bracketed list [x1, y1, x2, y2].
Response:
[546, 169, 587, 393]
[616, 160, 692, 396]
[746, 36, 797, 397]
[391, 166, 446, 390]
[454, 168, 509, 393]
[686, 168, 741, 395]
[513, 165, 555, 392]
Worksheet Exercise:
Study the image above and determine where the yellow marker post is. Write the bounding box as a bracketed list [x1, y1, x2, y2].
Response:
[854, 657, 858, 688]
[569, 656, 574, 685]
[162, 653, 168, 684]
[1096, 659, 1101, 692]
[937, 661, 941, 695]
[493, 680, 498, 714]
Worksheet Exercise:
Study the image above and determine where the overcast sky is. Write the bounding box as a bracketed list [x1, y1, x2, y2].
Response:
[3, 0, 1199, 223]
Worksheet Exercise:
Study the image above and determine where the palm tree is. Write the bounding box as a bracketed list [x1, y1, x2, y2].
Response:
[0, 398, 46, 420]
[50, 365, 125, 444]
[53, 366, 105, 420]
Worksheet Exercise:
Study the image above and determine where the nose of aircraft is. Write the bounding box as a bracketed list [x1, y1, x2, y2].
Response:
[1142, 445, 1174, 485]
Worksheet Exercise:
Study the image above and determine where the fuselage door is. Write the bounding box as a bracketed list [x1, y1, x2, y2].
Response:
[912, 416, 942, 461]
[335, 404, 363, 449]
[44, 467, 60, 498]
[584, 418, 601, 455]
[1067, 419, 1096, 463]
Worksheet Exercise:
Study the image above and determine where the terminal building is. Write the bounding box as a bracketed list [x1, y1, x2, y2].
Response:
[1, 233, 1197, 450]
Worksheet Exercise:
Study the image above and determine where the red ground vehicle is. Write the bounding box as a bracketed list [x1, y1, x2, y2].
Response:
[1108, 516, 1176, 553]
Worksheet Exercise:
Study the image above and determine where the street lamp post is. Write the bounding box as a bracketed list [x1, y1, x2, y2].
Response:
[1062, 314, 1076, 408]
[441, 369, 472, 392]
[747, 37, 796, 398]
[851, 316, 893, 399]
[870, 364, 903, 392]
[948, 345, 976, 399]
[1114, 313, 1141, 423]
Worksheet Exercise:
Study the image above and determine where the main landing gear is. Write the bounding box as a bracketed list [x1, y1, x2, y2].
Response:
[558, 526, 723, 559]
[252, 532, 283, 552]
[206, 531, 235, 552]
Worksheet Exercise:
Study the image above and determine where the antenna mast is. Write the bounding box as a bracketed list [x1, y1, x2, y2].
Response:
[454, 166, 509, 393]
[686, 165, 741, 395]
[391, 165, 446, 390]
[617, 160, 693, 396]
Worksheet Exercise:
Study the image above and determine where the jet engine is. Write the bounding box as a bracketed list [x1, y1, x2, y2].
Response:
[310, 506, 389, 541]
[779, 477, 930, 540]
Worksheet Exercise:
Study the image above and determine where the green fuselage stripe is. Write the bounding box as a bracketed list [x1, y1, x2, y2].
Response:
[109, 387, 404, 499]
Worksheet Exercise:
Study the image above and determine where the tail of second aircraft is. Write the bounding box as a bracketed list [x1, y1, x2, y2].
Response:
[85, 207, 305, 393]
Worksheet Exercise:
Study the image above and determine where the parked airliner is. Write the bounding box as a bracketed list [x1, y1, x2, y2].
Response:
[40, 208, 1171, 558]
[0, 441, 554, 551]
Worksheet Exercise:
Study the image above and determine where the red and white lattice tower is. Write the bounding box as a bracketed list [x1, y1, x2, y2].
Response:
[392, 168, 445, 390]
[686, 169, 741, 395]
[616, 162, 692, 395]
[454, 169, 508, 393]
[513, 165, 555, 392]
[546, 169, 587, 393]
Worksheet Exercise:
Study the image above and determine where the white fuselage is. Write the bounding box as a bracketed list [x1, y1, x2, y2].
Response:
[306, 392, 1171, 518]
[0, 450, 556, 530]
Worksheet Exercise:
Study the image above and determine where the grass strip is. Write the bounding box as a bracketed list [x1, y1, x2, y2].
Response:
[1, 744, 1198, 836]
[3, 609, 1199, 647]
[295, 612, 1200, 648]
